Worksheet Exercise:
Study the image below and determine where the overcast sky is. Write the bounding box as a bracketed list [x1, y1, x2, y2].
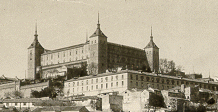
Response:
[0, 0, 217, 79]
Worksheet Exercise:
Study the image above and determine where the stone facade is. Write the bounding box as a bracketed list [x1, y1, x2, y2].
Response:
[0, 80, 49, 98]
[27, 15, 158, 80]
[64, 70, 218, 98]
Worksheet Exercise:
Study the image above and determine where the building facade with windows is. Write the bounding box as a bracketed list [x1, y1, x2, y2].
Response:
[64, 70, 218, 97]
[27, 14, 159, 80]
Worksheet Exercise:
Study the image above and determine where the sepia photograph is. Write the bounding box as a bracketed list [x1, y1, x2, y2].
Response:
[0, 0, 217, 111]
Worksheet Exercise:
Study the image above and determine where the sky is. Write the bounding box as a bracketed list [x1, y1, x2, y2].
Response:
[0, 0, 217, 79]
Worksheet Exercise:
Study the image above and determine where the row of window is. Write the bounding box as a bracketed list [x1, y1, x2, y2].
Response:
[68, 81, 124, 93]
[67, 75, 125, 87]
[129, 81, 173, 90]
[130, 74, 218, 91]
[90, 40, 106, 45]
[42, 56, 88, 66]
[108, 46, 144, 56]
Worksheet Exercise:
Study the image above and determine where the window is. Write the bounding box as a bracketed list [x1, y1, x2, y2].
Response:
[76, 51, 77, 54]
[122, 81, 124, 86]
[96, 79, 98, 83]
[82, 50, 83, 53]
[141, 82, 144, 87]
[101, 84, 103, 89]
[86, 80, 88, 85]
[77, 82, 79, 86]
[136, 75, 138, 80]
[146, 77, 150, 81]
[116, 82, 118, 86]
[15, 103, 17, 106]
[73, 88, 74, 92]
[91, 86, 93, 90]
[70, 52, 71, 55]
[162, 79, 165, 83]
[136, 82, 138, 86]
[141, 76, 144, 81]
[111, 83, 113, 87]
[105, 77, 108, 82]
[96, 85, 98, 89]
[82, 87, 83, 91]
[58, 53, 59, 58]
[82, 81, 83, 86]
[116, 76, 118, 80]
[86, 86, 88, 91]
[91, 79, 93, 84]
[29, 51, 34, 59]
[101, 78, 103, 82]
[106, 83, 108, 88]
[95, 40, 96, 43]
[172, 80, 175, 85]
[130, 74, 133, 80]
[122, 75, 124, 79]
[166, 79, 170, 84]
[156, 78, 160, 83]
[111, 76, 113, 81]
[63, 52, 65, 57]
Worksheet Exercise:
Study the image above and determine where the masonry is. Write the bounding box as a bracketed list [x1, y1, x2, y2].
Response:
[27, 14, 159, 80]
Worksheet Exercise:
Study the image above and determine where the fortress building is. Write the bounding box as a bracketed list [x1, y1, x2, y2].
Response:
[27, 14, 159, 80]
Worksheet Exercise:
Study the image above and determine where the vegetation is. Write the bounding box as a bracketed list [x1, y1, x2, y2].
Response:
[34, 99, 75, 106]
[159, 58, 184, 76]
[183, 101, 206, 112]
[31, 87, 57, 99]
[148, 92, 165, 111]
[90, 98, 102, 111]
[4, 90, 23, 99]
[67, 63, 88, 80]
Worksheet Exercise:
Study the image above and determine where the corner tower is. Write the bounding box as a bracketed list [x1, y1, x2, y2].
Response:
[144, 27, 159, 73]
[88, 13, 107, 75]
[27, 23, 44, 79]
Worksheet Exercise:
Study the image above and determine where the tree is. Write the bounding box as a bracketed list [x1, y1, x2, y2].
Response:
[159, 58, 184, 76]
[184, 101, 206, 112]
[4, 92, 11, 99]
[148, 92, 165, 111]
[11, 90, 24, 99]
[90, 98, 102, 111]
[67, 63, 88, 80]
[31, 90, 40, 98]
[30, 87, 57, 99]
[4, 91, 23, 99]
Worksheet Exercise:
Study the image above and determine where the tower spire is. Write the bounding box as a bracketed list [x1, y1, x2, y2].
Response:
[150, 26, 153, 41]
[34, 20, 38, 40]
[86, 29, 88, 42]
[98, 12, 99, 24]
[97, 12, 100, 29]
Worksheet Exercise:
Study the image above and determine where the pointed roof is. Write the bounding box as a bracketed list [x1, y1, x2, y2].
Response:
[90, 13, 107, 38]
[28, 23, 43, 49]
[144, 27, 159, 49]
